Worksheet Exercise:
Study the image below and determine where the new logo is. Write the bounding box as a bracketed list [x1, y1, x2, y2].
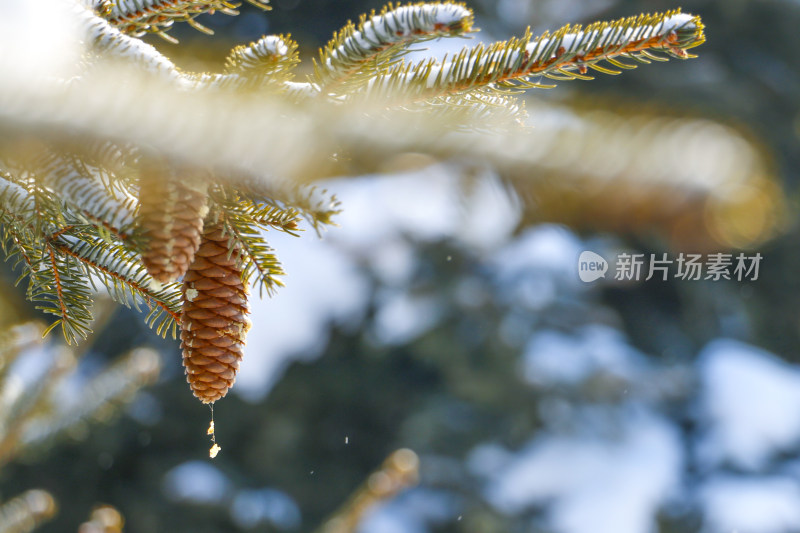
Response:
[578, 251, 608, 282]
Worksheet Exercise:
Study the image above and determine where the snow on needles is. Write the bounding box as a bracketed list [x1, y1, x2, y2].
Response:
[696, 339, 800, 470]
[354, 3, 469, 43]
[77, 4, 181, 81]
[324, 3, 472, 66]
[228, 36, 291, 72]
[525, 12, 699, 60]
[699, 475, 800, 533]
[478, 409, 683, 533]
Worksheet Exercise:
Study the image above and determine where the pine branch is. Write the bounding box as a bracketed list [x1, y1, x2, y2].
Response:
[0, 2, 717, 410]
[38, 152, 136, 240]
[401, 90, 528, 132]
[229, 198, 302, 234]
[228, 178, 341, 236]
[314, 2, 474, 92]
[0, 172, 36, 222]
[79, 6, 302, 93]
[209, 193, 288, 298]
[189, 35, 300, 91]
[79, 505, 124, 533]
[77, 4, 182, 80]
[0, 173, 39, 273]
[3, 5, 708, 183]
[225, 35, 299, 80]
[49, 233, 181, 338]
[317, 449, 420, 533]
[104, 0, 270, 42]
[0, 348, 75, 466]
[0, 323, 43, 384]
[15, 348, 160, 455]
[363, 10, 704, 101]
[0, 490, 57, 533]
[286, 186, 341, 235]
[26, 244, 94, 345]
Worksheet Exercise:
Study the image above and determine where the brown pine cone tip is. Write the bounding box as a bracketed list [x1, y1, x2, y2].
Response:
[181, 223, 251, 404]
[139, 172, 208, 284]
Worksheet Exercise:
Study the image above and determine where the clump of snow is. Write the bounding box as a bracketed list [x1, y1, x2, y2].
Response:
[248, 35, 290, 58]
[522, 325, 644, 386]
[696, 339, 800, 470]
[699, 475, 800, 533]
[478, 409, 682, 533]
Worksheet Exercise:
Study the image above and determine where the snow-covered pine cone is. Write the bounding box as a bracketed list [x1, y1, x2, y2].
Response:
[138, 165, 208, 284]
[180, 222, 250, 403]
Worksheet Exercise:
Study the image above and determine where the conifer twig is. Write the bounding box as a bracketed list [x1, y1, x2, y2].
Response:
[191, 35, 300, 91]
[218, 210, 286, 298]
[0, 490, 57, 533]
[38, 152, 136, 240]
[78, 504, 125, 533]
[49, 235, 181, 337]
[0, 347, 75, 465]
[365, 10, 705, 101]
[13, 348, 161, 457]
[104, 0, 270, 41]
[314, 2, 474, 91]
[317, 449, 420, 533]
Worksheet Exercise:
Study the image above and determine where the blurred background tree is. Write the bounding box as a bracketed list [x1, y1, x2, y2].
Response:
[2, 1, 799, 533]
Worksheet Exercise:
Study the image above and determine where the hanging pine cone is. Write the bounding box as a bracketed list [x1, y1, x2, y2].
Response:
[138, 164, 208, 284]
[180, 221, 250, 403]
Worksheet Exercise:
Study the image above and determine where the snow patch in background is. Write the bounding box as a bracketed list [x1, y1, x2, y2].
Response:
[330, 169, 464, 247]
[163, 461, 232, 504]
[699, 475, 800, 533]
[359, 488, 460, 533]
[522, 325, 644, 386]
[238, 230, 368, 401]
[365, 239, 417, 287]
[238, 169, 518, 401]
[329, 167, 518, 251]
[479, 409, 682, 533]
[372, 291, 443, 345]
[492, 224, 583, 276]
[696, 339, 800, 470]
